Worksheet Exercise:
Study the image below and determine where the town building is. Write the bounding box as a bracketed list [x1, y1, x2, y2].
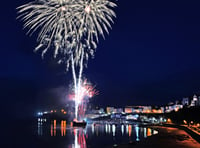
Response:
[182, 97, 189, 106]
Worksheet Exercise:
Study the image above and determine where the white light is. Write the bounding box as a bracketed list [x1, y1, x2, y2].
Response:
[85, 6, 91, 13]
[61, 6, 66, 11]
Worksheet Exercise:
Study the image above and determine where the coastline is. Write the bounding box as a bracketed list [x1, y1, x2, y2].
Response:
[116, 125, 200, 148]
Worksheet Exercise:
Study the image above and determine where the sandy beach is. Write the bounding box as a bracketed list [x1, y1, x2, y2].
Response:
[117, 126, 200, 148]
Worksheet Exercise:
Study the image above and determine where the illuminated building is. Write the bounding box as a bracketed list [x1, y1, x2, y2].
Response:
[124, 107, 133, 113]
[113, 108, 123, 113]
[142, 106, 152, 113]
[165, 104, 183, 113]
[106, 107, 115, 114]
[152, 109, 162, 113]
[126, 114, 139, 120]
[182, 97, 189, 106]
[191, 95, 198, 106]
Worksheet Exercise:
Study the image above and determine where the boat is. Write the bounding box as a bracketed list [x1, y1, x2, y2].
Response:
[73, 120, 87, 127]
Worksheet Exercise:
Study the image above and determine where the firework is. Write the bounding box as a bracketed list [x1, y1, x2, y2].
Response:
[69, 79, 99, 119]
[17, 0, 116, 67]
[17, 0, 116, 120]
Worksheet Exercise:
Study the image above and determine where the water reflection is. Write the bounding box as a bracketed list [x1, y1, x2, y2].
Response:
[135, 126, 140, 141]
[126, 124, 129, 134]
[37, 118, 158, 148]
[108, 124, 111, 134]
[128, 125, 132, 137]
[147, 128, 152, 137]
[37, 118, 47, 136]
[37, 118, 43, 136]
[112, 124, 116, 136]
[72, 128, 87, 148]
[144, 128, 147, 138]
[121, 125, 124, 135]
[61, 120, 66, 136]
[50, 120, 57, 136]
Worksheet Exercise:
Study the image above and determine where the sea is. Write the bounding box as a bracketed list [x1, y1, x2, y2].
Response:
[1, 118, 158, 148]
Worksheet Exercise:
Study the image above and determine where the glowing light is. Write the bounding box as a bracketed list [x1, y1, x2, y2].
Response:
[183, 120, 187, 124]
[71, 79, 99, 120]
[153, 130, 158, 135]
[17, 0, 116, 73]
[61, 120, 66, 136]
[54, 120, 56, 136]
[37, 112, 43, 116]
[112, 124, 116, 136]
[85, 6, 91, 13]
[73, 128, 87, 148]
[126, 125, 129, 134]
[128, 125, 132, 137]
[17, 0, 116, 122]
[92, 124, 95, 134]
[121, 125, 124, 135]
[50, 120, 57, 136]
[147, 128, 152, 137]
[144, 128, 147, 138]
[108, 124, 111, 134]
[105, 124, 108, 133]
[167, 118, 172, 123]
[135, 126, 140, 141]
[51, 124, 53, 136]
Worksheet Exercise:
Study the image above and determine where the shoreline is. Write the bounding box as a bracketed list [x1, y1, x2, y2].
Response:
[116, 125, 200, 148]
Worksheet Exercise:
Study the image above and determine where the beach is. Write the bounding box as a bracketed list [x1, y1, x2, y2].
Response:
[117, 126, 200, 148]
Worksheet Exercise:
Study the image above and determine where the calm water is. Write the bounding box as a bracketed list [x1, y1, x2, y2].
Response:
[35, 118, 158, 148]
[2, 118, 158, 148]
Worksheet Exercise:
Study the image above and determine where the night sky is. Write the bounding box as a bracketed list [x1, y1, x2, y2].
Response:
[1, 0, 200, 117]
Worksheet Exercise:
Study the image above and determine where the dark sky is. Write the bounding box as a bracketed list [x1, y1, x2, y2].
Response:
[1, 0, 200, 117]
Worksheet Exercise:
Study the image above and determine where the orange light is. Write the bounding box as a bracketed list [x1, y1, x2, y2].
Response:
[63, 111, 67, 114]
[61, 120, 63, 136]
[125, 108, 132, 113]
[147, 128, 152, 137]
[147, 110, 151, 113]
[152, 109, 156, 113]
[128, 125, 132, 137]
[136, 110, 140, 113]
[54, 120, 56, 136]
[61, 109, 64, 112]
[167, 118, 171, 123]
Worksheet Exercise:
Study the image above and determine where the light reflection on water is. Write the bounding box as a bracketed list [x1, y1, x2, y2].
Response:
[37, 119, 157, 148]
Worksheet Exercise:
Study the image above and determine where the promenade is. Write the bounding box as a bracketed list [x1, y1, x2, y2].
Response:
[117, 126, 200, 148]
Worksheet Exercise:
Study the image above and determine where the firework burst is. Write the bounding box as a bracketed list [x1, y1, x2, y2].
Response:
[17, 0, 116, 68]
[17, 0, 116, 120]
